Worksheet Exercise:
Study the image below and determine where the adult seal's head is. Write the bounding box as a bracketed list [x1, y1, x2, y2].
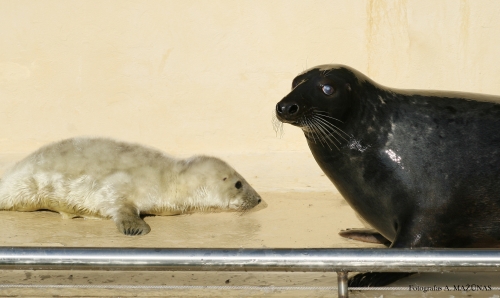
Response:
[276, 65, 373, 151]
[276, 65, 357, 124]
[276, 64, 500, 286]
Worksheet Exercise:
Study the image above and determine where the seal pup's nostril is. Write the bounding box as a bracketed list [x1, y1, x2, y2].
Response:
[288, 104, 299, 115]
[257, 198, 262, 204]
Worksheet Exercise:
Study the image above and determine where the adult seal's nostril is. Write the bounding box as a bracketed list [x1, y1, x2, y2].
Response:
[276, 102, 299, 116]
[276, 103, 284, 114]
[275, 102, 302, 124]
[288, 104, 299, 115]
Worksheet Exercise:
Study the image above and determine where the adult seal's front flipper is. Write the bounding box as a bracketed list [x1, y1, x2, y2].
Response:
[339, 228, 391, 247]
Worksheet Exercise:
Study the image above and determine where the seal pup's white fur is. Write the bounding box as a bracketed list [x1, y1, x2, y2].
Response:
[0, 137, 262, 235]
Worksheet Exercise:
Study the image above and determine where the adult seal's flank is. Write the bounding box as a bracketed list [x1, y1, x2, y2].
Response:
[0, 138, 262, 236]
[276, 64, 500, 286]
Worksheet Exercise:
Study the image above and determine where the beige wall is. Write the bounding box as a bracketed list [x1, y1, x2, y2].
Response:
[1, 0, 500, 192]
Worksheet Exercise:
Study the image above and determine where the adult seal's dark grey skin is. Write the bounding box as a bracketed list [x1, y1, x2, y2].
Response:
[275, 64, 500, 287]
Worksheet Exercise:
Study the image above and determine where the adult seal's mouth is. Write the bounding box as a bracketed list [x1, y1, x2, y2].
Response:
[276, 63, 500, 287]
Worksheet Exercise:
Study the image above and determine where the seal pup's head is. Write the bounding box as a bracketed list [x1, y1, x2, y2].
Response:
[275, 64, 367, 150]
[176, 156, 262, 212]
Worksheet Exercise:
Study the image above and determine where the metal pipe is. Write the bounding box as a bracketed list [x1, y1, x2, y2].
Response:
[337, 271, 348, 298]
[0, 247, 500, 272]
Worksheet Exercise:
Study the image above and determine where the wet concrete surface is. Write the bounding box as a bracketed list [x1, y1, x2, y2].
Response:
[0, 192, 499, 297]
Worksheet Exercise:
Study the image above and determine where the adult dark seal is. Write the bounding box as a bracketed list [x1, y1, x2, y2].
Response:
[275, 64, 500, 286]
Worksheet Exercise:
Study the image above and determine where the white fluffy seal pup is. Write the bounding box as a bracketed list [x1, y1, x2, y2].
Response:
[0, 137, 262, 236]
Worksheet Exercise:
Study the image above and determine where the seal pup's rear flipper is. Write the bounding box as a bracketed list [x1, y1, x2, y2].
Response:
[113, 204, 151, 236]
[338, 228, 391, 247]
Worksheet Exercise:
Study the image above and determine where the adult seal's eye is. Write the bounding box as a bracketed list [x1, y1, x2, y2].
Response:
[322, 85, 334, 95]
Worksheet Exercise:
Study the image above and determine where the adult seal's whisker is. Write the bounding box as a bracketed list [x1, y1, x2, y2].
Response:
[271, 112, 284, 138]
[308, 119, 331, 148]
[303, 119, 326, 148]
[311, 115, 351, 141]
[305, 119, 331, 150]
[317, 120, 343, 149]
[323, 69, 334, 77]
[310, 115, 349, 145]
[312, 110, 344, 123]
[303, 119, 320, 144]
[312, 112, 344, 125]
[311, 119, 340, 150]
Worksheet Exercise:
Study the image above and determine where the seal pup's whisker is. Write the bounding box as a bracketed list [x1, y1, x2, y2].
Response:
[238, 206, 251, 216]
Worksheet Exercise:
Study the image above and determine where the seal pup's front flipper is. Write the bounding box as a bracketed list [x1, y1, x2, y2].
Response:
[338, 228, 391, 247]
[113, 204, 151, 236]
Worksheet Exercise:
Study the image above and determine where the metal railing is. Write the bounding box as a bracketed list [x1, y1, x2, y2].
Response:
[1, 247, 500, 297]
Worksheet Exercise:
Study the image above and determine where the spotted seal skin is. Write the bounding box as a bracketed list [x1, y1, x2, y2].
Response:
[275, 64, 500, 286]
[0, 137, 261, 236]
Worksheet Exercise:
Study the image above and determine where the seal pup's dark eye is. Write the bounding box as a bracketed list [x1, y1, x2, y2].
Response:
[321, 85, 334, 95]
[235, 181, 242, 189]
